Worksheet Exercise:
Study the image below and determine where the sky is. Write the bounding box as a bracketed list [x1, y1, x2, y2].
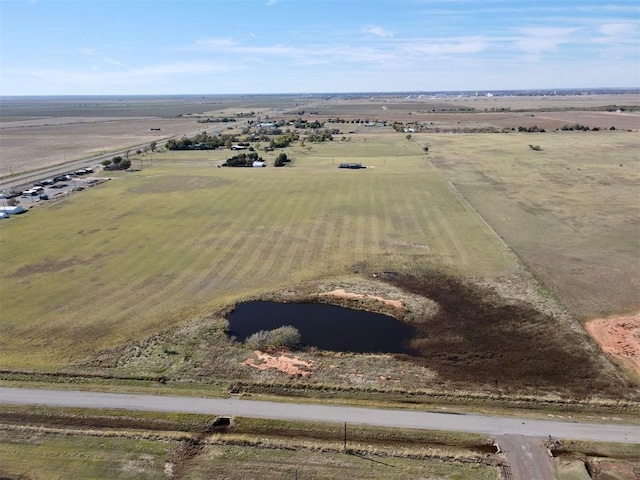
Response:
[1, 0, 639, 95]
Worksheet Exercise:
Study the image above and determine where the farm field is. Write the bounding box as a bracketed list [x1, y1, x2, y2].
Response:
[1, 94, 640, 479]
[1, 129, 636, 402]
[0, 134, 517, 369]
[0, 94, 306, 177]
[426, 131, 640, 319]
[0, 116, 198, 176]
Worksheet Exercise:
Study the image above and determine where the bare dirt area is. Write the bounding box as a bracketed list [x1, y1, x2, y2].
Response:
[315, 288, 405, 310]
[586, 312, 640, 380]
[242, 350, 314, 377]
[0, 116, 198, 176]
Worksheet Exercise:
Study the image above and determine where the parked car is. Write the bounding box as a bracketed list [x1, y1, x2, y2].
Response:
[0, 190, 20, 199]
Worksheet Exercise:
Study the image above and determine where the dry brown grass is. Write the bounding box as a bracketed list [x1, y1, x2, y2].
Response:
[427, 130, 640, 319]
[0, 117, 199, 176]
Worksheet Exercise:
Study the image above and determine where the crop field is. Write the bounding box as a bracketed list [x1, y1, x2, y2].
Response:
[0, 116, 199, 176]
[0, 94, 308, 177]
[0, 133, 517, 369]
[307, 93, 640, 116]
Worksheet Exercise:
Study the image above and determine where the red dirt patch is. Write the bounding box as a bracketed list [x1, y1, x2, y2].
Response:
[316, 288, 405, 310]
[242, 350, 313, 377]
[585, 312, 640, 378]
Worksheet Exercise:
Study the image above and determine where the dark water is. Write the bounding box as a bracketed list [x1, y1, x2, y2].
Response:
[227, 301, 415, 354]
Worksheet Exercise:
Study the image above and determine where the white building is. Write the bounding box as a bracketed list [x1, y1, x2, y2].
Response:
[0, 205, 26, 215]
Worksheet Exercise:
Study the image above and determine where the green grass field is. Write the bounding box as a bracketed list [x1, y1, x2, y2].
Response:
[0, 134, 517, 368]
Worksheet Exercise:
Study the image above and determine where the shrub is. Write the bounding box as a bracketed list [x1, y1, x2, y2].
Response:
[270, 326, 301, 348]
[245, 325, 301, 350]
[245, 330, 271, 350]
[528, 144, 542, 151]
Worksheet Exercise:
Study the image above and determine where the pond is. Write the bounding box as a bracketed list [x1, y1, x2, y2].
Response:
[227, 301, 415, 354]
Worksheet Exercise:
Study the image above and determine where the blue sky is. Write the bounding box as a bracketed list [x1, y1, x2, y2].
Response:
[1, 0, 639, 95]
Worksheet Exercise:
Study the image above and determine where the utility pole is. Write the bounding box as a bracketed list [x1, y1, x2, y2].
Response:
[343, 422, 347, 452]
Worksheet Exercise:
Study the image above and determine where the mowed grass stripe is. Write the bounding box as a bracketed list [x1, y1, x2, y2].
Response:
[353, 175, 367, 260]
[65, 183, 233, 332]
[231, 175, 304, 287]
[194, 176, 287, 297]
[273, 179, 321, 280]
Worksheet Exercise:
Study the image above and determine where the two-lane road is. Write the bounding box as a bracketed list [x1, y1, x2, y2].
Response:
[0, 387, 638, 444]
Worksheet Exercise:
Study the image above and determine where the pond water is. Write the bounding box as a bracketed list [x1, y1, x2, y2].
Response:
[227, 301, 415, 354]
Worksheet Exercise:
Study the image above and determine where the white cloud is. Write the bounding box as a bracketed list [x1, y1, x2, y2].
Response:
[266, 0, 277, 5]
[187, 38, 238, 50]
[596, 22, 638, 44]
[103, 57, 126, 67]
[409, 39, 488, 56]
[513, 27, 578, 54]
[363, 26, 395, 38]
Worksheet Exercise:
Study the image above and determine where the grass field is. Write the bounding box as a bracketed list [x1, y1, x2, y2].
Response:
[426, 130, 640, 318]
[0, 428, 499, 480]
[0, 404, 500, 480]
[0, 134, 517, 369]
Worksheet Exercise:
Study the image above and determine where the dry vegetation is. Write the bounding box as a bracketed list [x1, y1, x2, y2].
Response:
[0, 116, 198, 176]
[0, 405, 501, 480]
[427, 130, 640, 318]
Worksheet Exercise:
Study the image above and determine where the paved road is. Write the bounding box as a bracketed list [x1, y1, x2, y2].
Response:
[1, 387, 638, 444]
[497, 434, 556, 480]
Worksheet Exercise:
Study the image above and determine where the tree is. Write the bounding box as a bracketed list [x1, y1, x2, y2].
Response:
[120, 158, 132, 170]
[274, 152, 289, 167]
[112, 156, 122, 165]
[406, 134, 412, 140]
[224, 138, 233, 149]
[149, 141, 157, 152]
